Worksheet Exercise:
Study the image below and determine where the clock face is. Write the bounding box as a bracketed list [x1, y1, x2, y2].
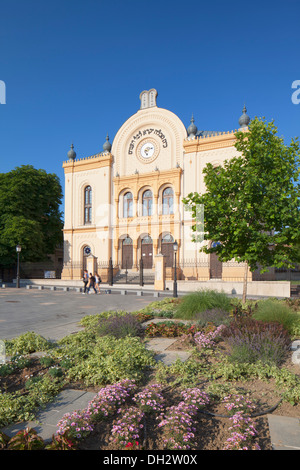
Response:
[140, 142, 155, 159]
[136, 138, 159, 163]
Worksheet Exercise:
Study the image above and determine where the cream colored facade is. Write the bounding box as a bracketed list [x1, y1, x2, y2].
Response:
[61, 89, 252, 283]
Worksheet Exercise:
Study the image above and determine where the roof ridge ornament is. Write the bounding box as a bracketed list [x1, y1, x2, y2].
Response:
[239, 104, 250, 128]
[67, 143, 76, 160]
[139, 89, 158, 109]
[103, 134, 112, 153]
[187, 114, 198, 138]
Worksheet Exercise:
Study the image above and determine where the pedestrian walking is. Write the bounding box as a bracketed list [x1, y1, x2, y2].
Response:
[95, 272, 101, 294]
[82, 270, 89, 294]
[87, 273, 97, 294]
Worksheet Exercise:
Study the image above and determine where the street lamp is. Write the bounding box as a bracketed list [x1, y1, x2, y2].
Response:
[16, 244, 21, 288]
[173, 240, 178, 298]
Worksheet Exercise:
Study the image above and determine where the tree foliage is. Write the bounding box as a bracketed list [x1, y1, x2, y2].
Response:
[183, 117, 300, 297]
[0, 165, 63, 266]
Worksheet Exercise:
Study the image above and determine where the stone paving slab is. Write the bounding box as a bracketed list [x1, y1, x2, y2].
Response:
[144, 337, 192, 365]
[267, 414, 300, 450]
[2, 390, 96, 442]
[144, 337, 178, 351]
[154, 351, 191, 366]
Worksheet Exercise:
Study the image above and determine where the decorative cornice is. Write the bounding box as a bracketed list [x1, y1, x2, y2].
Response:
[183, 128, 248, 154]
[63, 153, 113, 173]
[113, 167, 182, 197]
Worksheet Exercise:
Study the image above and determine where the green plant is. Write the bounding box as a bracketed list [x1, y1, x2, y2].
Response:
[48, 367, 63, 378]
[96, 313, 143, 339]
[133, 298, 181, 316]
[25, 376, 43, 390]
[223, 317, 291, 366]
[0, 431, 10, 449]
[0, 355, 32, 376]
[195, 308, 231, 327]
[0, 375, 64, 427]
[59, 357, 72, 369]
[145, 321, 198, 338]
[0, 363, 15, 377]
[45, 431, 76, 450]
[7, 427, 44, 450]
[39, 355, 55, 367]
[174, 289, 231, 320]
[64, 335, 156, 386]
[253, 299, 300, 336]
[4, 332, 53, 355]
[231, 301, 258, 319]
[79, 310, 128, 329]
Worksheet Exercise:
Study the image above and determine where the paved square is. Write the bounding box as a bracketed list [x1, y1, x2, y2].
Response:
[0, 287, 167, 341]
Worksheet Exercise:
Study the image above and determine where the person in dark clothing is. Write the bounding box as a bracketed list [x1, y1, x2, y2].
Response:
[87, 273, 97, 294]
[82, 270, 89, 294]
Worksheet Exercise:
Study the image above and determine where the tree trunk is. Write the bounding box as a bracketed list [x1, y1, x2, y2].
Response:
[242, 261, 248, 304]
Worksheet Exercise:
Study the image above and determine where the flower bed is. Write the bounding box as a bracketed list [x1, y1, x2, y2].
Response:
[144, 321, 199, 338]
[1, 297, 300, 450]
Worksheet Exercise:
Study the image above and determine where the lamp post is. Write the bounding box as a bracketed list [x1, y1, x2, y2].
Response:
[16, 244, 21, 288]
[173, 240, 178, 298]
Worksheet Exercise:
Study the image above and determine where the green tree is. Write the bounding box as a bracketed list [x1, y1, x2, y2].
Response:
[183, 117, 300, 302]
[0, 165, 63, 266]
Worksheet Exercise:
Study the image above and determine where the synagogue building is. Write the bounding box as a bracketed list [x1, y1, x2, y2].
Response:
[61, 89, 253, 284]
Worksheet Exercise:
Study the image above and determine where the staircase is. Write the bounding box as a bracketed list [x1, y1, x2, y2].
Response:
[113, 269, 155, 285]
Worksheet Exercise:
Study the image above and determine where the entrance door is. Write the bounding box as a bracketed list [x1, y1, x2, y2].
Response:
[210, 252, 222, 279]
[141, 236, 153, 268]
[122, 237, 133, 269]
[161, 234, 174, 268]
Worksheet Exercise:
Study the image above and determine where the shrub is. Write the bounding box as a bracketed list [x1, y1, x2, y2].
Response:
[195, 308, 231, 327]
[65, 336, 156, 386]
[134, 298, 181, 317]
[0, 363, 15, 377]
[224, 318, 291, 366]
[144, 321, 198, 338]
[110, 406, 144, 449]
[79, 310, 129, 329]
[96, 313, 142, 339]
[174, 290, 232, 320]
[132, 384, 165, 414]
[7, 427, 45, 450]
[25, 376, 43, 390]
[253, 299, 300, 336]
[47, 367, 63, 378]
[39, 356, 55, 367]
[4, 332, 52, 356]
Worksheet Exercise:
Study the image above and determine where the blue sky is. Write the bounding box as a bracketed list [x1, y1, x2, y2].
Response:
[1, 0, 300, 213]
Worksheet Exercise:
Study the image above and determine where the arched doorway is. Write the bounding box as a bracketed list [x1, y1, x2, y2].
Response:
[161, 233, 174, 267]
[122, 237, 133, 269]
[83, 245, 92, 271]
[141, 235, 153, 268]
[209, 242, 222, 279]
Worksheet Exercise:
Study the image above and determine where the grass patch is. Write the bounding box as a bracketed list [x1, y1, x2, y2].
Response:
[253, 299, 300, 337]
[174, 289, 231, 320]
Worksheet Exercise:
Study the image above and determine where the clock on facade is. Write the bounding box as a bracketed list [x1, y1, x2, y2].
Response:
[136, 138, 159, 163]
[140, 142, 155, 159]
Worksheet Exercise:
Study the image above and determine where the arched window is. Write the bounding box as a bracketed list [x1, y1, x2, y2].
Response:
[142, 190, 153, 216]
[84, 186, 92, 224]
[162, 187, 174, 215]
[123, 192, 133, 218]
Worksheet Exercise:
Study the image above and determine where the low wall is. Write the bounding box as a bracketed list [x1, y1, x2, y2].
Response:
[17, 278, 291, 298]
[19, 279, 84, 287]
[165, 280, 291, 298]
